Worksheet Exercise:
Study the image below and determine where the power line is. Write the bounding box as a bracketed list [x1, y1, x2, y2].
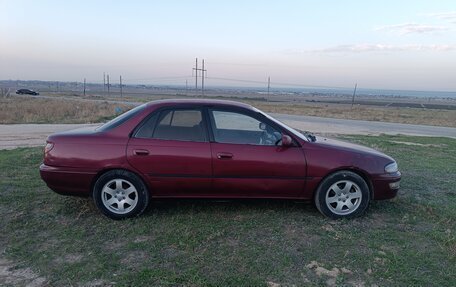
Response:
[124, 76, 190, 82]
[206, 76, 353, 90]
[206, 76, 266, 85]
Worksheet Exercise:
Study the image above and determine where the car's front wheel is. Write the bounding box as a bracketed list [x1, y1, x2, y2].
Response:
[93, 170, 149, 220]
[314, 171, 370, 219]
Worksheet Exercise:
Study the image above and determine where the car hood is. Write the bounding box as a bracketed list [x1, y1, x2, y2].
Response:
[311, 136, 394, 160]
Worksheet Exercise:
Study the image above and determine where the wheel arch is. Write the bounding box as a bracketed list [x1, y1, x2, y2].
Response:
[89, 167, 150, 197]
[313, 167, 374, 200]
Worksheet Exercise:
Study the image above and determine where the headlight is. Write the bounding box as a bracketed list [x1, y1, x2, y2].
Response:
[385, 162, 398, 173]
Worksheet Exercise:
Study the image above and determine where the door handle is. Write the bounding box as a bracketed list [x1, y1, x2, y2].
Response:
[133, 149, 149, 156]
[217, 152, 233, 159]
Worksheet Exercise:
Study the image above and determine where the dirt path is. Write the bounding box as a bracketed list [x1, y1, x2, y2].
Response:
[273, 113, 456, 138]
[0, 124, 99, 150]
[0, 257, 46, 286]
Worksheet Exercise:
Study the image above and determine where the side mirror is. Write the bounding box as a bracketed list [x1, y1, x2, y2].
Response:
[281, 134, 293, 147]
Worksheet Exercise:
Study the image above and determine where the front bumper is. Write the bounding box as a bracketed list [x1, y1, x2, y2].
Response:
[372, 171, 401, 200]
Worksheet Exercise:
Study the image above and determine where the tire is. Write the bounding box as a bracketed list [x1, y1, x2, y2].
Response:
[93, 170, 149, 220]
[314, 171, 370, 219]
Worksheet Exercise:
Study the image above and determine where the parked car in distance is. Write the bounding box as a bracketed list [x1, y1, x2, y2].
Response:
[16, 88, 39, 95]
[40, 99, 401, 219]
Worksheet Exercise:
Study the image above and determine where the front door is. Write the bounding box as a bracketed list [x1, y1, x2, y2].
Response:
[208, 109, 307, 198]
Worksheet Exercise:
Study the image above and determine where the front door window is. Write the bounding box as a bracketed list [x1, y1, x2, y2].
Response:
[210, 110, 281, 146]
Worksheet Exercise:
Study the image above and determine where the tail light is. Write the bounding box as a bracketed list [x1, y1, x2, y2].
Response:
[44, 142, 54, 154]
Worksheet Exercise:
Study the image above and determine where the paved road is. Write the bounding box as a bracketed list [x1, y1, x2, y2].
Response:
[272, 113, 456, 138]
[1, 115, 454, 150]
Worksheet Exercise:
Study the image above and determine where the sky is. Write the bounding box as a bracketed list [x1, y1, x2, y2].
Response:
[1, 0, 456, 91]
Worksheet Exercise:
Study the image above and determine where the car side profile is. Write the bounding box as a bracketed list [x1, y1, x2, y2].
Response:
[16, 88, 39, 95]
[40, 99, 401, 219]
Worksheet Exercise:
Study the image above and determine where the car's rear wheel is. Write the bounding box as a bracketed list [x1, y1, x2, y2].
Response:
[93, 170, 149, 220]
[314, 171, 370, 219]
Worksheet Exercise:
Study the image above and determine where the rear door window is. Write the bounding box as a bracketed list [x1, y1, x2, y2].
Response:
[137, 109, 207, 142]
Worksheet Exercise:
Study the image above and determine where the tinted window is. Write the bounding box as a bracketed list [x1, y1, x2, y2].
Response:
[135, 113, 159, 138]
[152, 109, 206, 142]
[97, 104, 147, 132]
[210, 110, 281, 145]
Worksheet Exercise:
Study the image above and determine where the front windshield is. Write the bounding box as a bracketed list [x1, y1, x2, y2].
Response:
[97, 104, 147, 132]
[256, 109, 310, 142]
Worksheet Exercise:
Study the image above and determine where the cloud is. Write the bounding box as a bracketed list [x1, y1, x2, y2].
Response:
[427, 11, 456, 21]
[375, 23, 448, 35]
[287, 44, 456, 54]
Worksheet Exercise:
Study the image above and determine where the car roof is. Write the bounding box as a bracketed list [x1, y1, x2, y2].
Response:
[146, 98, 256, 110]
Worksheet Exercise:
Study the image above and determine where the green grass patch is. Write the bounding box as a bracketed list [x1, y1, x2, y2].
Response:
[0, 135, 455, 286]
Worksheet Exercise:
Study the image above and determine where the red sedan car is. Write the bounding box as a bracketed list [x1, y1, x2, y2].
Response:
[40, 99, 401, 219]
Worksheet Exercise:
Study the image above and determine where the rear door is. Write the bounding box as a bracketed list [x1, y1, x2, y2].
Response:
[127, 107, 212, 197]
[208, 108, 307, 198]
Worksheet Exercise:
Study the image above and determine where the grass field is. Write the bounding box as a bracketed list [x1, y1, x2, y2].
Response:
[0, 135, 455, 286]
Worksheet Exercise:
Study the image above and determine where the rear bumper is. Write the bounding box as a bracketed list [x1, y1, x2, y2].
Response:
[39, 164, 96, 196]
[372, 171, 401, 200]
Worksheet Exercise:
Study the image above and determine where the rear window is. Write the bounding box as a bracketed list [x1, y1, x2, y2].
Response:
[97, 104, 147, 132]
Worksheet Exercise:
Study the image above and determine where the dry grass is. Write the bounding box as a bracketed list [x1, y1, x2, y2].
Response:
[0, 97, 131, 124]
[250, 101, 456, 127]
[2, 95, 455, 127]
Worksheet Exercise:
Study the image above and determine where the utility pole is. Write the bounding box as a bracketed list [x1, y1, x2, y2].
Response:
[185, 79, 188, 95]
[83, 78, 86, 96]
[107, 74, 110, 96]
[202, 59, 206, 95]
[267, 76, 271, 98]
[192, 58, 207, 95]
[119, 75, 123, 98]
[351, 83, 358, 109]
[192, 58, 198, 90]
[103, 72, 106, 92]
